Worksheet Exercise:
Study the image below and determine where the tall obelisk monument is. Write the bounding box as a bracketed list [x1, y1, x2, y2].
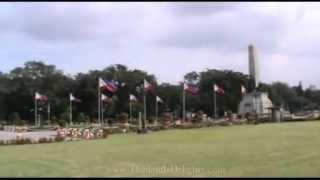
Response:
[238, 45, 273, 116]
[248, 44, 259, 90]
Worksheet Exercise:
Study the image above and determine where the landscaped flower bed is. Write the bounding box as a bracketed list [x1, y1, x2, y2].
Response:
[0, 118, 251, 145]
[0, 127, 109, 145]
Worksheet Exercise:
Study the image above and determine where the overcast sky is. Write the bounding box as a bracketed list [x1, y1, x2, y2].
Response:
[1, 2, 319, 88]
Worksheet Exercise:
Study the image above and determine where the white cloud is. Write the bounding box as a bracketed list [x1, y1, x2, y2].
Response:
[0, 2, 320, 88]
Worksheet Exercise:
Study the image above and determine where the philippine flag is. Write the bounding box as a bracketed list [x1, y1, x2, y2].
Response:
[99, 78, 119, 93]
[35, 92, 48, 101]
[184, 83, 199, 96]
[213, 84, 225, 95]
[70, 93, 81, 103]
[129, 94, 138, 102]
[144, 79, 153, 92]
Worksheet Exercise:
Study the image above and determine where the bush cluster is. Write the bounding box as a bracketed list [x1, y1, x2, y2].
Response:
[0, 136, 65, 145]
[1, 138, 33, 145]
[38, 137, 55, 143]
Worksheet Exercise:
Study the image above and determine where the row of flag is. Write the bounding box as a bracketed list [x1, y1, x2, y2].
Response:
[34, 78, 248, 126]
[98, 78, 162, 102]
[35, 92, 83, 103]
[35, 81, 247, 103]
[183, 83, 246, 96]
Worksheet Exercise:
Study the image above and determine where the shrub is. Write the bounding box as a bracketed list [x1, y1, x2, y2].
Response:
[118, 112, 129, 123]
[15, 119, 26, 126]
[202, 121, 215, 127]
[38, 137, 53, 143]
[102, 130, 109, 138]
[51, 116, 58, 125]
[161, 124, 172, 130]
[149, 125, 161, 131]
[175, 123, 194, 129]
[77, 112, 86, 123]
[55, 136, 65, 142]
[196, 123, 206, 128]
[8, 112, 21, 124]
[148, 117, 155, 124]
[59, 112, 69, 123]
[57, 119, 66, 127]
[163, 112, 173, 123]
[90, 118, 98, 124]
[216, 120, 231, 126]
[10, 138, 32, 145]
[192, 110, 205, 123]
[129, 125, 138, 132]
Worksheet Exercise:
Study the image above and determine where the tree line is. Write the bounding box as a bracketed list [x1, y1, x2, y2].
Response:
[0, 61, 319, 125]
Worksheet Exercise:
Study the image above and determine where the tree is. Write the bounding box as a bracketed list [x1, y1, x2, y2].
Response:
[77, 112, 86, 123]
[1, 60, 319, 124]
[184, 71, 199, 84]
[8, 112, 21, 125]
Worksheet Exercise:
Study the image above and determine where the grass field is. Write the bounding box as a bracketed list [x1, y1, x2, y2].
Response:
[1, 121, 320, 177]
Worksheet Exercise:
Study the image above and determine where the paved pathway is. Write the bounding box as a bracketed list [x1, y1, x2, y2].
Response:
[0, 130, 57, 141]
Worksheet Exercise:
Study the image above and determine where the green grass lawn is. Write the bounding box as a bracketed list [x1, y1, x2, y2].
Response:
[1, 121, 320, 177]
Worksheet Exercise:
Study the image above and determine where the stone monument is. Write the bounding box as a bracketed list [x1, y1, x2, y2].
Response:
[249, 44, 259, 89]
[238, 45, 273, 119]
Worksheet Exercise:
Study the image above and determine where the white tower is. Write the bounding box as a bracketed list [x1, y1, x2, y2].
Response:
[238, 45, 273, 118]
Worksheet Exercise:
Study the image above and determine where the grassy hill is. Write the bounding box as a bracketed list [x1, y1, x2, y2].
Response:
[1, 121, 320, 177]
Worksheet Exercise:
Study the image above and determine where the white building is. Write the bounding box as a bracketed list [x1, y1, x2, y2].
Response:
[238, 91, 273, 116]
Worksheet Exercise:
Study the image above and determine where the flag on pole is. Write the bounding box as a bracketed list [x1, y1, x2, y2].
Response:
[136, 86, 142, 93]
[70, 93, 81, 103]
[99, 78, 107, 88]
[129, 94, 138, 102]
[241, 85, 247, 96]
[144, 79, 153, 92]
[101, 94, 107, 101]
[156, 96, 163, 103]
[101, 94, 112, 102]
[99, 78, 119, 93]
[184, 83, 199, 95]
[105, 80, 119, 92]
[213, 84, 225, 95]
[35, 92, 48, 101]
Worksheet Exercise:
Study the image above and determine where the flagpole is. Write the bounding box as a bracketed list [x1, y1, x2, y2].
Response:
[155, 97, 158, 124]
[48, 103, 50, 124]
[182, 84, 186, 122]
[101, 98, 104, 126]
[214, 90, 217, 120]
[35, 94, 37, 127]
[130, 100, 132, 123]
[38, 114, 41, 128]
[98, 81, 101, 126]
[132, 102, 135, 124]
[143, 91, 146, 130]
[105, 102, 108, 126]
[70, 96, 72, 126]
